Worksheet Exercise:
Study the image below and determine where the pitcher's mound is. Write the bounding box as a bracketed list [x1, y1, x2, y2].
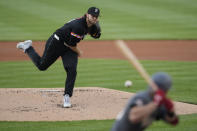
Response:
[0, 87, 133, 121]
[0, 87, 197, 121]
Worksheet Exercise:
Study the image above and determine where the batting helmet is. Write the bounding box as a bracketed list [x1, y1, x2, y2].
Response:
[152, 72, 172, 92]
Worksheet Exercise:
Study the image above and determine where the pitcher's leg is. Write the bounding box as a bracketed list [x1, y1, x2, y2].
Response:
[26, 46, 42, 68]
[26, 35, 60, 71]
[61, 50, 78, 97]
[64, 66, 77, 96]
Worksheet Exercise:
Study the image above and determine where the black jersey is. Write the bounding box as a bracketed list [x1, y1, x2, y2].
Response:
[55, 16, 88, 47]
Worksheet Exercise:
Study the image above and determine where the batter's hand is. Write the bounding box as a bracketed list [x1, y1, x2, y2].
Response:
[154, 89, 166, 106]
[164, 98, 174, 111]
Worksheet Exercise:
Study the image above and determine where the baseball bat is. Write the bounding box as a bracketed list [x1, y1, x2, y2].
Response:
[115, 40, 158, 92]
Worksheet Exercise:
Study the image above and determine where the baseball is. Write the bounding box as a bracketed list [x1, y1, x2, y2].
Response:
[124, 80, 132, 87]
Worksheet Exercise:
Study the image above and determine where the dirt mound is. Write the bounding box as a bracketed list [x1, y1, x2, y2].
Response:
[0, 87, 133, 121]
[0, 87, 197, 121]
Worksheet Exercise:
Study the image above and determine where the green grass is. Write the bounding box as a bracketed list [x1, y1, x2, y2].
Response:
[147, 114, 197, 131]
[0, 114, 197, 131]
[0, 120, 113, 131]
[0, 59, 197, 104]
[0, 0, 197, 130]
[0, 0, 197, 40]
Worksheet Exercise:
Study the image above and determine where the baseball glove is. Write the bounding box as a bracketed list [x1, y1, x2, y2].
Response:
[88, 21, 101, 39]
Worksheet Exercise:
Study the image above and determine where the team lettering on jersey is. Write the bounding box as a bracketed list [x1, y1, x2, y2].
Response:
[71, 32, 83, 39]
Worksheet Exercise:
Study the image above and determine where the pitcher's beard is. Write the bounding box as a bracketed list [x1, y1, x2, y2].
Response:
[87, 18, 96, 25]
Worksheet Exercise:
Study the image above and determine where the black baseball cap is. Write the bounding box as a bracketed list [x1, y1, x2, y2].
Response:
[87, 7, 100, 17]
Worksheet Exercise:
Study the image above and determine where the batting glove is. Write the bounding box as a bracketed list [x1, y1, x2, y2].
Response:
[154, 89, 166, 106]
[164, 98, 174, 111]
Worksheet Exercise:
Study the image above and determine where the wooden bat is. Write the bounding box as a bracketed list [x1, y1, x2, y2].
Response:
[115, 40, 158, 92]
